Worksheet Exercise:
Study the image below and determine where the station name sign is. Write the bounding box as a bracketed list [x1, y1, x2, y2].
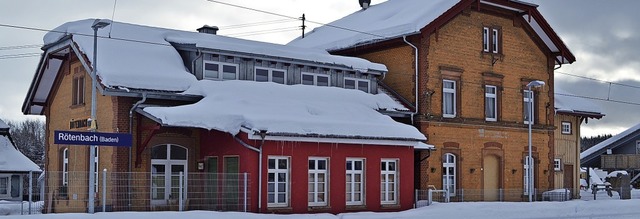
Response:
[54, 130, 132, 147]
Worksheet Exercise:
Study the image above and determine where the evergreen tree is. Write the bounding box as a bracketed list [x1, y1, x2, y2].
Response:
[581, 134, 613, 152]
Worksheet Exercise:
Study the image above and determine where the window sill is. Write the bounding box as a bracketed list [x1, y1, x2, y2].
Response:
[345, 205, 367, 211]
[266, 206, 293, 213]
[380, 204, 400, 210]
[308, 205, 331, 212]
[70, 103, 85, 109]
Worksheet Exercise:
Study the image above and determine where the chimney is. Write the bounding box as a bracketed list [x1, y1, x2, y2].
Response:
[197, 25, 219, 35]
[359, 0, 371, 10]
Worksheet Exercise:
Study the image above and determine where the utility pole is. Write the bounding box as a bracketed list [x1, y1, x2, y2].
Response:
[300, 13, 306, 38]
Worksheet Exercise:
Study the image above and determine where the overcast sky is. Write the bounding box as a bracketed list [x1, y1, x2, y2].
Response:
[0, 0, 638, 137]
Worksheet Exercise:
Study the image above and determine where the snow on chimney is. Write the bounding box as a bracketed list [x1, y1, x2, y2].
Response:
[359, 0, 371, 10]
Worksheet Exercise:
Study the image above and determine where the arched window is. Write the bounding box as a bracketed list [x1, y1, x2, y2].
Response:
[150, 144, 188, 205]
[442, 153, 456, 196]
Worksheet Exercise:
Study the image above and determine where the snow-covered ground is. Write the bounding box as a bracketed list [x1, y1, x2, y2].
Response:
[3, 190, 639, 218]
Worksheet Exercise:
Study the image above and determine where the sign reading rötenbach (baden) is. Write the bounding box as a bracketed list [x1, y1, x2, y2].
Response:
[54, 130, 132, 147]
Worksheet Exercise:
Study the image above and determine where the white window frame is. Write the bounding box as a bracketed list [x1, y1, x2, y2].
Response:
[308, 157, 328, 207]
[150, 144, 188, 206]
[344, 77, 370, 93]
[443, 80, 457, 118]
[485, 85, 497, 121]
[483, 27, 490, 52]
[302, 72, 331, 86]
[267, 156, 289, 207]
[492, 29, 499, 53]
[380, 159, 398, 205]
[553, 158, 561, 171]
[0, 176, 8, 195]
[442, 153, 456, 196]
[346, 158, 365, 206]
[203, 61, 239, 80]
[524, 90, 534, 124]
[561, 122, 571, 134]
[255, 67, 287, 84]
[524, 156, 534, 195]
[62, 148, 69, 186]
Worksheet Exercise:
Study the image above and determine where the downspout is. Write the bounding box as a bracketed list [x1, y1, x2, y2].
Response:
[128, 92, 147, 209]
[403, 35, 419, 124]
[232, 131, 266, 212]
[192, 49, 203, 76]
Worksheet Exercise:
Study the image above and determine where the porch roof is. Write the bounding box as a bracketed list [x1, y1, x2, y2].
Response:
[141, 80, 426, 143]
[0, 135, 41, 173]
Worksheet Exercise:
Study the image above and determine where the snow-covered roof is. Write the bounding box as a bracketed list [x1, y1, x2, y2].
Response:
[580, 122, 640, 160]
[288, 0, 574, 64]
[288, 0, 457, 51]
[555, 88, 604, 118]
[0, 119, 8, 130]
[42, 19, 386, 92]
[0, 135, 41, 173]
[143, 80, 425, 142]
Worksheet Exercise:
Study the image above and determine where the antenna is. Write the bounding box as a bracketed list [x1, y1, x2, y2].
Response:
[300, 13, 306, 38]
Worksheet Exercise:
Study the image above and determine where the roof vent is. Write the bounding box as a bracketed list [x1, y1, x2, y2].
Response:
[359, 0, 371, 10]
[197, 25, 219, 35]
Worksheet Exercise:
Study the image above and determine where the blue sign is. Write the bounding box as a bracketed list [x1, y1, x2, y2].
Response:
[54, 130, 132, 147]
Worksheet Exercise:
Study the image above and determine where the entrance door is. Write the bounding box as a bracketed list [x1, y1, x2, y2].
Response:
[483, 155, 500, 201]
[223, 157, 239, 210]
[563, 164, 574, 190]
[151, 144, 188, 206]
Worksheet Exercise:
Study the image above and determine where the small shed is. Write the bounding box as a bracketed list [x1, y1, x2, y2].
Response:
[0, 118, 42, 201]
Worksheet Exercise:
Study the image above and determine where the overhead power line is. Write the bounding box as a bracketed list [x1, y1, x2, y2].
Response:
[556, 71, 640, 90]
[0, 44, 43, 51]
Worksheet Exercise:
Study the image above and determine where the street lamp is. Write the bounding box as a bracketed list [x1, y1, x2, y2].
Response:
[526, 80, 544, 202]
[89, 19, 110, 214]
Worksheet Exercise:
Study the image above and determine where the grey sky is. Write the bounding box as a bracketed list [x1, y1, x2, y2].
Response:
[0, 0, 638, 137]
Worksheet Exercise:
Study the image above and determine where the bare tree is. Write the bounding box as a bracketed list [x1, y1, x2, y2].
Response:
[6, 118, 45, 169]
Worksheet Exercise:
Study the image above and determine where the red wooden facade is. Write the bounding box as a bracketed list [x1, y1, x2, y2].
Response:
[199, 129, 415, 214]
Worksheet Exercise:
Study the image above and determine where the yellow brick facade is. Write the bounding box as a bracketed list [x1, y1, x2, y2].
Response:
[353, 9, 557, 199]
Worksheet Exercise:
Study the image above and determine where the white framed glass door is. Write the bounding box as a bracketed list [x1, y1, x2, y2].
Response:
[150, 144, 187, 206]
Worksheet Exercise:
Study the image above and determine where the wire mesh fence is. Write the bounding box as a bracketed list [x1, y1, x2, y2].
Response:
[415, 188, 574, 208]
[0, 172, 43, 215]
[40, 171, 250, 213]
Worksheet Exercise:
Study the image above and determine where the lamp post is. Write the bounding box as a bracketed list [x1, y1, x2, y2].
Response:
[526, 80, 545, 202]
[89, 19, 110, 214]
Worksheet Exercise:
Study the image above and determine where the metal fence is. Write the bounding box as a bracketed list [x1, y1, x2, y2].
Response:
[415, 188, 573, 208]
[0, 172, 43, 215]
[40, 171, 250, 213]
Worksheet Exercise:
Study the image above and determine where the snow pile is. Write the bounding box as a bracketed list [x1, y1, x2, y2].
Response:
[0, 135, 41, 172]
[43, 19, 386, 92]
[288, 0, 458, 50]
[607, 170, 629, 178]
[555, 88, 603, 115]
[0, 119, 8, 129]
[0, 201, 43, 215]
[144, 80, 425, 141]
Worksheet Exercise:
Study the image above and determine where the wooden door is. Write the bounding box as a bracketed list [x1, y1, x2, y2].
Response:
[483, 155, 500, 201]
[563, 164, 574, 190]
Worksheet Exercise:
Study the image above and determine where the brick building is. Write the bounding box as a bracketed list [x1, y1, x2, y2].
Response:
[290, 0, 575, 200]
[22, 19, 428, 213]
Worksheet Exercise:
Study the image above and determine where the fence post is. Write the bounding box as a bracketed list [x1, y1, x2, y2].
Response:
[427, 189, 432, 206]
[461, 189, 464, 202]
[28, 171, 33, 214]
[244, 173, 248, 212]
[499, 188, 503, 202]
[414, 189, 418, 208]
[179, 171, 184, 211]
[102, 169, 107, 212]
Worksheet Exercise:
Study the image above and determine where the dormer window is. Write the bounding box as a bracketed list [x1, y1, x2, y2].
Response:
[302, 72, 330, 86]
[483, 27, 501, 54]
[204, 61, 238, 80]
[255, 67, 286, 84]
[344, 77, 369, 93]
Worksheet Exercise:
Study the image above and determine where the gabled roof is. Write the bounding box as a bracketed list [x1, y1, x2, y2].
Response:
[555, 88, 605, 119]
[23, 19, 387, 115]
[288, 0, 575, 65]
[580, 122, 640, 163]
[0, 119, 41, 173]
[141, 80, 426, 143]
